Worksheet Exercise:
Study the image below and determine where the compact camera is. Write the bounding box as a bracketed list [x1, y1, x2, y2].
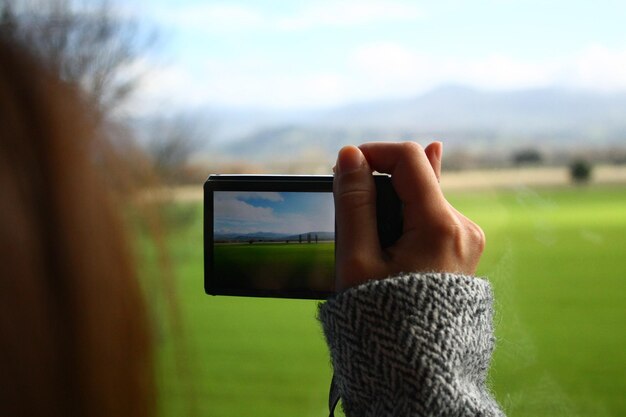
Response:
[204, 175, 402, 299]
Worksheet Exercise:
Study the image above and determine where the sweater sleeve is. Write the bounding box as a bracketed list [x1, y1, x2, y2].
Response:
[318, 272, 505, 417]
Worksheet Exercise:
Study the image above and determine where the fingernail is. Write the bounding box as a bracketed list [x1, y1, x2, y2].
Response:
[337, 146, 364, 175]
[436, 141, 443, 161]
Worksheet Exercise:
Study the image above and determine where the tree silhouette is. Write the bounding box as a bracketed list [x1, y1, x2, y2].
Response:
[570, 160, 592, 184]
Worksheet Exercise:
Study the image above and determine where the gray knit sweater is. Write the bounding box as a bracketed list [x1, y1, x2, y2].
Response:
[318, 273, 505, 417]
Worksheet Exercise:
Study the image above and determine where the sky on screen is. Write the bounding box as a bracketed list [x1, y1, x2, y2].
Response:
[214, 191, 334, 235]
[117, 0, 626, 112]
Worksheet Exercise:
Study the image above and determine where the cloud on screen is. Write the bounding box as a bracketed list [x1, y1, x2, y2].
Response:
[214, 192, 333, 235]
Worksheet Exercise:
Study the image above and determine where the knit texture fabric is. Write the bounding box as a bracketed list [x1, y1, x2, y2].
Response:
[318, 273, 505, 417]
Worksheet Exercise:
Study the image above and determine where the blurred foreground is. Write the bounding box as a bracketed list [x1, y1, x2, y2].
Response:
[148, 185, 626, 417]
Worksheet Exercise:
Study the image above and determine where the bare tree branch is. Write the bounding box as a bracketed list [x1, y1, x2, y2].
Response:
[147, 114, 208, 184]
[1, 0, 153, 114]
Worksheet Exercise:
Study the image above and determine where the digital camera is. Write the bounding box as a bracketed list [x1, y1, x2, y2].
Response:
[204, 175, 402, 299]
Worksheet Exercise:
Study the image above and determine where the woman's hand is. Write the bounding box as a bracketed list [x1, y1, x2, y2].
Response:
[333, 142, 485, 290]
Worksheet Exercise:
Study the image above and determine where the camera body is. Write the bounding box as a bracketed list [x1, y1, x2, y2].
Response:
[204, 175, 402, 299]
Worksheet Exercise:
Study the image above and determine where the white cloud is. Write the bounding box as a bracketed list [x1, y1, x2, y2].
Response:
[346, 43, 560, 95]
[278, 0, 423, 30]
[155, 4, 265, 32]
[565, 44, 626, 91]
[214, 194, 276, 224]
[127, 42, 626, 113]
[346, 42, 626, 98]
[350, 42, 428, 78]
[346, 42, 436, 97]
[151, 1, 423, 34]
[446, 55, 559, 90]
[140, 57, 349, 108]
[214, 192, 333, 235]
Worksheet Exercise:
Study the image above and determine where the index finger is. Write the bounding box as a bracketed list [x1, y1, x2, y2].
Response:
[359, 142, 448, 230]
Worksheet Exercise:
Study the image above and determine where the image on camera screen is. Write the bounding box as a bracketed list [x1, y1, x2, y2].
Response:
[213, 191, 335, 293]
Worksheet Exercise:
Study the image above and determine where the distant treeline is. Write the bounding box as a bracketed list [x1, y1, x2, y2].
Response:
[215, 231, 335, 244]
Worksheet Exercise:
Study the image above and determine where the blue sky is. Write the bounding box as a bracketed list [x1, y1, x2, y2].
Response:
[119, 0, 626, 112]
[214, 191, 334, 234]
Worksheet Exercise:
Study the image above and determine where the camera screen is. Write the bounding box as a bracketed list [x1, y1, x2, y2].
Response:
[213, 191, 335, 295]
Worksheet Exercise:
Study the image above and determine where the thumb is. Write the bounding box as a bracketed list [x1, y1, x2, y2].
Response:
[333, 146, 381, 289]
[424, 141, 443, 181]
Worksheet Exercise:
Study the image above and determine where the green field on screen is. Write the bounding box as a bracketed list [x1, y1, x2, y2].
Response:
[213, 241, 335, 292]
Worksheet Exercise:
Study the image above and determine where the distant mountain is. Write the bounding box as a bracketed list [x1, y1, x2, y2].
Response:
[318, 85, 626, 132]
[213, 85, 626, 161]
[214, 232, 289, 241]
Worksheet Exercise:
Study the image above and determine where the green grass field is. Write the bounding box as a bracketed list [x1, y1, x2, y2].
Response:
[213, 242, 334, 293]
[147, 185, 626, 417]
